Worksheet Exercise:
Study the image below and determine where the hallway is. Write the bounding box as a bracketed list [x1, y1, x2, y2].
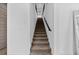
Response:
[31, 18, 51, 55]
[8, 3, 79, 55]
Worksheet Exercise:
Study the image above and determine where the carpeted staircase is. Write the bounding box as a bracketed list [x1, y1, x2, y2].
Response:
[30, 18, 51, 55]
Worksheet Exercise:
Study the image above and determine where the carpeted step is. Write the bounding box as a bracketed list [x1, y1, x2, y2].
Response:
[31, 48, 51, 55]
[31, 18, 51, 55]
[33, 39, 48, 41]
[32, 46, 50, 50]
[33, 36, 47, 40]
[30, 51, 51, 55]
[35, 32, 46, 34]
[34, 33, 47, 37]
[32, 40, 49, 44]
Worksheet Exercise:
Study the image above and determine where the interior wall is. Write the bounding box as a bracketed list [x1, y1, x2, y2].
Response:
[54, 3, 79, 55]
[7, 3, 30, 55]
[7, 3, 79, 55]
[44, 3, 79, 55]
[44, 3, 54, 54]
[30, 3, 37, 46]
[73, 10, 79, 55]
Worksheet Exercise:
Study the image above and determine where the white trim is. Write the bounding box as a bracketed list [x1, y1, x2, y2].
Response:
[37, 15, 42, 18]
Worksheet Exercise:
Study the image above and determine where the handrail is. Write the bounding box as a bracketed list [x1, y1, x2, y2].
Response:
[35, 4, 37, 13]
[42, 4, 45, 15]
[35, 3, 52, 31]
[42, 4, 52, 31]
[44, 17, 52, 31]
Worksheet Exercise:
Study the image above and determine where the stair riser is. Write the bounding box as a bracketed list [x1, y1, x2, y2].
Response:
[32, 43, 49, 46]
[31, 51, 51, 54]
[33, 39, 48, 41]
[34, 35, 47, 37]
[33, 40, 48, 42]
[30, 52, 51, 55]
[33, 42, 48, 45]
[32, 46, 49, 48]
[35, 32, 46, 34]
[31, 49, 51, 52]
[34, 38, 47, 40]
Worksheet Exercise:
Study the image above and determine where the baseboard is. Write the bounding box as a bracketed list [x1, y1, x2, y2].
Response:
[51, 48, 54, 55]
[53, 50, 73, 55]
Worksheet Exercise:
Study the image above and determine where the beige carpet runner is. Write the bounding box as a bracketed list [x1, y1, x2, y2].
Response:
[31, 18, 51, 55]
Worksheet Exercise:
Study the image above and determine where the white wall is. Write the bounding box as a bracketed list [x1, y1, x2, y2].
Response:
[7, 3, 30, 55]
[54, 3, 79, 55]
[44, 3, 79, 55]
[73, 10, 79, 55]
[44, 3, 54, 54]
[7, 3, 79, 55]
[30, 3, 37, 46]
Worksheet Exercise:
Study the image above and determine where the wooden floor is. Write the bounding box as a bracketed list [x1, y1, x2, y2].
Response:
[30, 18, 51, 55]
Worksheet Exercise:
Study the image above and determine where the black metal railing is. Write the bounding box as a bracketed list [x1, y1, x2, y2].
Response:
[35, 4, 37, 13]
[44, 17, 51, 31]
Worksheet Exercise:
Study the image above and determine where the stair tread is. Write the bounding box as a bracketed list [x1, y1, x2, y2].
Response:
[33, 40, 48, 44]
[31, 51, 51, 55]
[32, 45, 49, 49]
[34, 34, 47, 37]
[32, 46, 50, 50]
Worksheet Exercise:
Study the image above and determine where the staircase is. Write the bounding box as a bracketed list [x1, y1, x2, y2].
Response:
[30, 18, 51, 55]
